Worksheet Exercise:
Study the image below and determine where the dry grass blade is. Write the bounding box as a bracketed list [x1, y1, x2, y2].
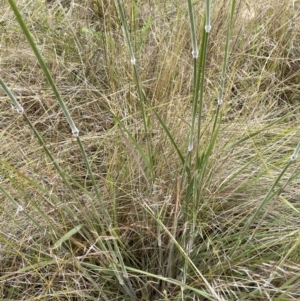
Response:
[1, 0, 300, 300]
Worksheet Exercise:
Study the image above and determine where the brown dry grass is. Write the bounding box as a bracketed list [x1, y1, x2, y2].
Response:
[1, 0, 300, 300]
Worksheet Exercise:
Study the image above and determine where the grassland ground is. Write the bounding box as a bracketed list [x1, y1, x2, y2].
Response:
[1, 0, 300, 300]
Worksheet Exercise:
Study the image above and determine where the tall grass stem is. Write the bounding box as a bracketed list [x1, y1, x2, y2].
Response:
[8, 0, 79, 137]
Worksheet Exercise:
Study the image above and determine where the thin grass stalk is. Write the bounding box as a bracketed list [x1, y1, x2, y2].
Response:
[187, 56, 199, 154]
[114, 0, 153, 176]
[231, 142, 300, 257]
[187, 0, 198, 59]
[7, 0, 79, 137]
[114, 0, 136, 65]
[0, 184, 42, 229]
[195, 24, 209, 164]
[166, 178, 181, 279]
[188, 9, 210, 159]
[291, 142, 300, 161]
[186, 0, 199, 156]
[0, 77, 23, 114]
[187, 0, 199, 153]
[217, 0, 236, 106]
[205, 0, 211, 32]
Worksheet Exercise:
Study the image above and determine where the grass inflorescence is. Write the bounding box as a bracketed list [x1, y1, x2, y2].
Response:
[1, 0, 300, 300]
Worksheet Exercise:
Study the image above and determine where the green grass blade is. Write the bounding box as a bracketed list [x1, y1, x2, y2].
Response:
[0, 77, 24, 114]
[187, 0, 198, 59]
[217, 0, 236, 105]
[7, 0, 79, 136]
[52, 224, 84, 249]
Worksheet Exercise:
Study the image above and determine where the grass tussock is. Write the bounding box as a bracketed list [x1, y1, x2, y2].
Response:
[1, 0, 300, 300]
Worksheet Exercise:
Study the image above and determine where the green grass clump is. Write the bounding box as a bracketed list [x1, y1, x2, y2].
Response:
[1, 0, 300, 300]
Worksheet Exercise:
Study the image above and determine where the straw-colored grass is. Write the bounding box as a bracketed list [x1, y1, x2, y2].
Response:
[1, 0, 300, 300]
